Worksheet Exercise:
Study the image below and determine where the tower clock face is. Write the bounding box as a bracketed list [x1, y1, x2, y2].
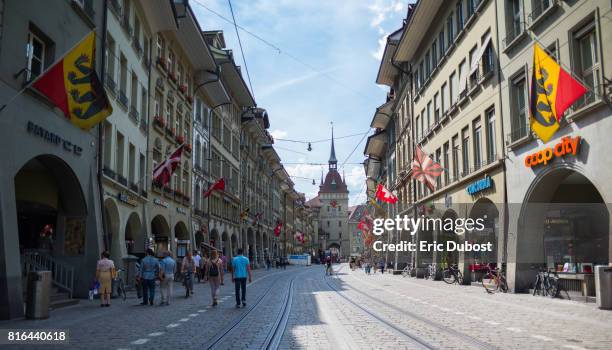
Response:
[330, 200, 337, 208]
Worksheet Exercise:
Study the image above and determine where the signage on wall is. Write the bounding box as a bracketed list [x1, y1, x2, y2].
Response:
[154, 198, 169, 208]
[27, 121, 82, 156]
[117, 191, 138, 206]
[466, 175, 493, 196]
[524, 136, 581, 168]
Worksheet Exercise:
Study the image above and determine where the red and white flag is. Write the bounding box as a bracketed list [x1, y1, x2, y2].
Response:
[203, 178, 225, 198]
[376, 183, 398, 204]
[412, 145, 443, 192]
[152, 145, 184, 186]
[274, 221, 283, 237]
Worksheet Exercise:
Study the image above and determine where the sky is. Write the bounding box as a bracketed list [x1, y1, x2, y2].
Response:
[191, 0, 410, 206]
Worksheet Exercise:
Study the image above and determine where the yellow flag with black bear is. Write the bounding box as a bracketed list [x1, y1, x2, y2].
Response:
[33, 31, 112, 130]
[530, 44, 587, 142]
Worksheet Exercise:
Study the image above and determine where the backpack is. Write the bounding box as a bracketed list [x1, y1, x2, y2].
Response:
[209, 261, 219, 277]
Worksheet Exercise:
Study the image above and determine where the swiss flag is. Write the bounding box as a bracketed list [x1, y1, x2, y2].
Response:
[152, 145, 184, 186]
[274, 221, 283, 237]
[203, 178, 225, 198]
[376, 183, 398, 204]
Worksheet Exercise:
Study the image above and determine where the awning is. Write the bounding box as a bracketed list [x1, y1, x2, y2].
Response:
[370, 100, 393, 129]
[470, 32, 492, 75]
[364, 130, 387, 159]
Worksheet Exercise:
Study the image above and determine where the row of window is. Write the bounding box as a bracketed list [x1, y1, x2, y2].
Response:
[155, 34, 193, 97]
[102, 122, 147, 193]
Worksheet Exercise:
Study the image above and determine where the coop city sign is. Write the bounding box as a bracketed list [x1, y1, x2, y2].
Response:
[524, 136, 581, 168]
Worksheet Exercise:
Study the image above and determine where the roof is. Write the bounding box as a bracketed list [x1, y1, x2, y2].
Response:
[394, 1, 444, 62]
[319, 169, 348, 193]
[375, 26, 404, 86]
[305, 196, 322, 208]
[349, 205, 367, 221]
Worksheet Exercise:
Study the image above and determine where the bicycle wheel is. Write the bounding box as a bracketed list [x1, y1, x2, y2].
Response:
[547, 277, 559, 298]
[483, 273, 498, 293]
[442, 269, 455, 284]
[456, 270, 464, 285]
[499, 276, 508, 293]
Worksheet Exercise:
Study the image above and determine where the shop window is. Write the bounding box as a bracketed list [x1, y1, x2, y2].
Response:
[509, 73, 528, 141]
[572, 20, 599, 109]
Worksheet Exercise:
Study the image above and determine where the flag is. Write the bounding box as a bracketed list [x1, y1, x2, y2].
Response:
[240, 208, 250, 221]
[530, 44, 587, 142]
[369, 198, 387, 216]
[204, 178, 225, 198]
[274, 221, 283, 237]
[153, 145, 184, 186]
[412, 145, 443, 192]
[32, 31, 112, 130]
[376, 183, 398, 204]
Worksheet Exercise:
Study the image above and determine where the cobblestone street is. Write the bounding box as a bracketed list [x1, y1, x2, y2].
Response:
[2, 264, 612, 349]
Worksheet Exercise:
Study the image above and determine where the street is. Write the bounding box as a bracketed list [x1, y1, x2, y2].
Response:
[2, 264, 611, 350]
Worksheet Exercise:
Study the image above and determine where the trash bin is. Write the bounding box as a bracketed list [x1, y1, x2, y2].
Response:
[595, 265, 612, 309]
[25, 270, 51, 319]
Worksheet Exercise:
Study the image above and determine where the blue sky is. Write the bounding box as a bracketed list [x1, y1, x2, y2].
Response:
[192, 0, 409, 205]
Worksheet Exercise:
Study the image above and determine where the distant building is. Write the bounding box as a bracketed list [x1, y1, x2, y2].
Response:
[348, 205, 367, 258]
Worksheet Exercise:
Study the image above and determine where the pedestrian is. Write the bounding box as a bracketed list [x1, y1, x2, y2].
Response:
[159, 251, 176, 306]
[221, 253, 228, 272]
[201, 252, 209, 283]
[205, 249, 224, 306]
[231, 248, 252, 308]
[282, 257, 286, 270]
[379, 260, 385, 274]
[193, 250, 202, 283]
[95, 251, 115, 307]
[139, 248, 159, 306]
[325, 256, 332, 276]
[265, 257, 271, 270]
[181, 251, 196, 298]
[275, 257, 280, 269]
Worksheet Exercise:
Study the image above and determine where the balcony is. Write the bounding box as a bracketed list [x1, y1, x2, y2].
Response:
[506, 123, 530, 147]
[502, 21, 527, 52]
[118, 91, 128, 109]
[129, 105, 139, 124]
[117, 175, 128, 187]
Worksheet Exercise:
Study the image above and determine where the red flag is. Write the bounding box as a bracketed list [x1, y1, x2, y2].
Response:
[153, 145, 184, 186]
[274, 221, 283, 237]
[203, 178, 225, 198]
[412, 145, 443, 192]
[376, 183, 398, 204]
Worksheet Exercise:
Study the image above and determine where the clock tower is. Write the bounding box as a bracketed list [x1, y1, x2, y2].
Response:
[316, 126, 350, 258]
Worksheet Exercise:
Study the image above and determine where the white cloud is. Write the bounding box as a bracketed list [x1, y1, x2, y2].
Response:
[372, 33, 388, 60]
[270, 129, 288, 139]
[368, 0, 405, 28]
[258, 67, 338, 98]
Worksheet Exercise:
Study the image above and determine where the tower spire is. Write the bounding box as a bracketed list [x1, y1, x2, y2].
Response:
[329, 122, 337, 169]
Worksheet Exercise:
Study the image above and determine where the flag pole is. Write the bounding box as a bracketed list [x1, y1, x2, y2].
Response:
[0, 31, 94, 115]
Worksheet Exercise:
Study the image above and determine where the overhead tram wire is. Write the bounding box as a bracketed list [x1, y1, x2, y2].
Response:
[191, 0, 370, 100]
[227, 0, 255, 99]
[340, 129, 370, 170]
[274, 132, 367, 144]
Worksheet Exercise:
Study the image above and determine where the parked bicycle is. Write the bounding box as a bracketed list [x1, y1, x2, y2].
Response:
[532, 267, 562, 298]
[424, 263, 437, 280]
[114, 268, 127, 301]
[483, 264, 508, 293]
[442, 264, 463, 285]
[401, 263, 415, 278]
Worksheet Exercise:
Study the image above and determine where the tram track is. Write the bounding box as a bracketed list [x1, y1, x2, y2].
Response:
[203, 267, 307, 350]
[327, 269, 498, 350]
[324, 269, 436, 350]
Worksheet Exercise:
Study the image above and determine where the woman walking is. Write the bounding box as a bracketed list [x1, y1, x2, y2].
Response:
[96, 251, 116, 307]
[181, 251, 196, 298]
[205, 250, 224, 306]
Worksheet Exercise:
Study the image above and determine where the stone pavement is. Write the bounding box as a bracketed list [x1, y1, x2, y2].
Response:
[1, 263, 611, 349]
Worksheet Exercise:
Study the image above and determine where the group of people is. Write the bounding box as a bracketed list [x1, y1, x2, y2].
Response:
[361, 260, 387, 275]
[94, 247, 253, 308]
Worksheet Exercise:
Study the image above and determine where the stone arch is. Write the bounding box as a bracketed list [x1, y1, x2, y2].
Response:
[125, 211, 143, 256]
[103, 198, 121, 263]
[174, 220, 190, 257]
[151, 215, 170, 254]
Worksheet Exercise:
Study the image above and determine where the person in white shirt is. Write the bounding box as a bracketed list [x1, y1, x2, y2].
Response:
[193, 250, 202, 283]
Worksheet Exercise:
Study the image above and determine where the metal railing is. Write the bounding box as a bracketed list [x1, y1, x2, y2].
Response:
[528, 0, 556, 25]
[503, 21, 525, 49]
[23, 251, 74, 298]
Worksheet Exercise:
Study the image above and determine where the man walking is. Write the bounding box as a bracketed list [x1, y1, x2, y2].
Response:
[159, 251, 176, 306]
[139, 249, 159, 306]
[193, 250, 202, 283]
[231, 248, 252, 308]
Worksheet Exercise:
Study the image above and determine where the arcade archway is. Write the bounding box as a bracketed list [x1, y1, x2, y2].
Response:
[174, 221, 189, 258]
[151, 215, 170, 254]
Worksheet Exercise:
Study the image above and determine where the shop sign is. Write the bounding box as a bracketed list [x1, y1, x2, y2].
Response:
[27, 121, 82, 156]
[176, 207, 187, 215]
[524, 136, 581, 168]
[117, 191, 138, 206]
[466, 176, 493, 196]
[154, 198, 169, 208]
